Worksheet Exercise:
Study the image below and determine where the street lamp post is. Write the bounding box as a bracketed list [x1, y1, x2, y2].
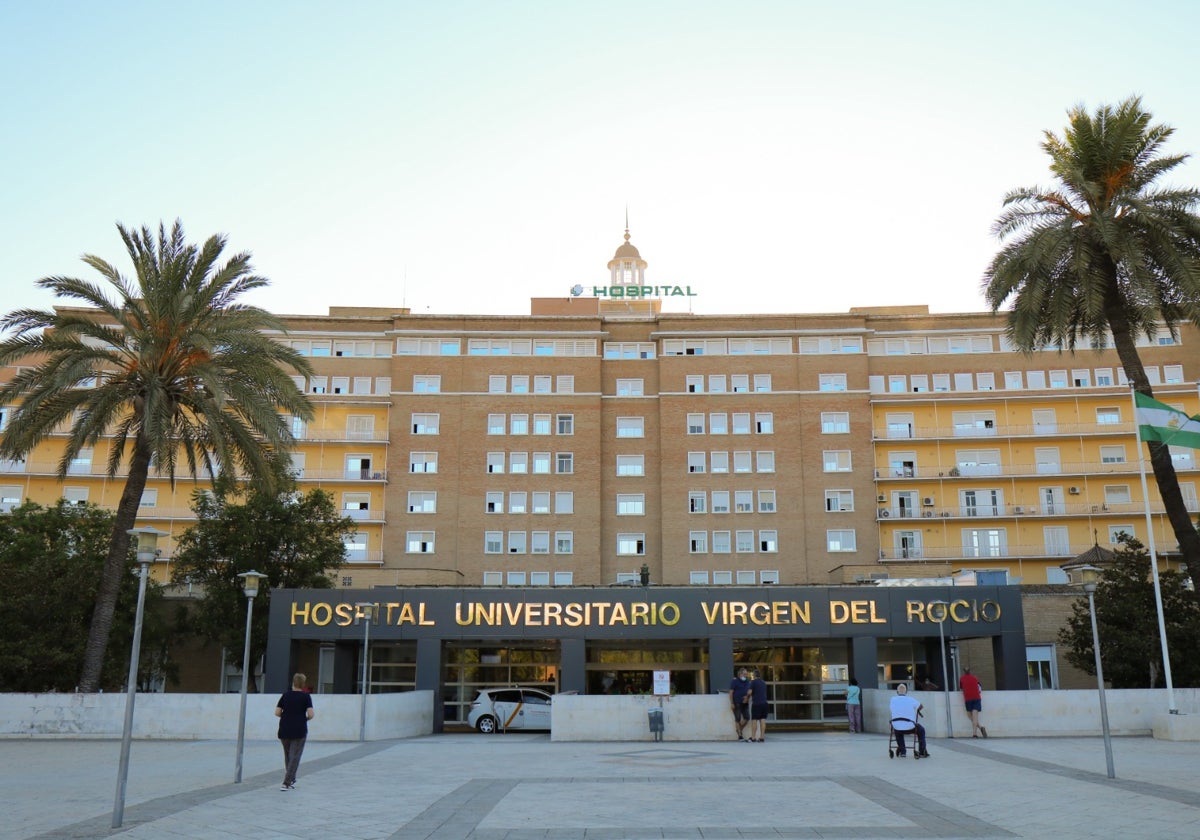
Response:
[234, 570, 268, 784]
[928, 600, 954, 739]
[356, 602, 375, 742]
[1064, 562, 1116, 779]
[112, 526, 167, 829]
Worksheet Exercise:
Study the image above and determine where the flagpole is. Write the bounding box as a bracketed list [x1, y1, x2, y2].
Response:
[1131, 386, 1178, 714]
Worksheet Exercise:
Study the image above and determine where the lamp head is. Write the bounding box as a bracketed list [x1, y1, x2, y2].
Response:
[126, 526, 169, 565]
[237, 570, 268, 598]
[355, 602, 375, 620]
[1061, 562, 1101, 591]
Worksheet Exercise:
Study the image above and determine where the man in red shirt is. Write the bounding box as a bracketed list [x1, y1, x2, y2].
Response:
[959, 667, 987, 738]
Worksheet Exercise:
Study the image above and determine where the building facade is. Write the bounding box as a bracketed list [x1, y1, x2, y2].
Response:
[3, 230, 1196, 707]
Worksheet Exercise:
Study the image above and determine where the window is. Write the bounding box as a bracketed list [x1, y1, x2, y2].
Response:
[822, 412, 850, 434]
[508, 492, 527, 514]
[687, 413, 705, 434]
[68, 449, 93, 474]
[690, 531, 708, 552]
[1108, 525, 1136, 543]
[411, 413, 439, 434]
[825, 490, 854, 512]
[63, 487, 89, 506]
[1100, 445, 1126, 464]
[555, 492, 574, 513]
[510, 414, 529, 435]
[708, 375, 727, 393]
[344, 532, 368, 562]
[736, 530, 755, 552]
[532, 491, 551, 513]
[1095, 368, 1114, 387]
[510, 375, 529, 393]
[713, 532, 732, 554]
[488, 414, 506, 435]
[354, 376, 375, 394]
[555, 532, 574, 554]
[557, 415, 574, 435]
[709, 413, 728, 435]
[824, 450, 852, 472]
[617, 493, 645, 515]
[413, 375, 441, 393]
[534, 375, 552, 394]
[819, 373, 847, 391]
[309, 375, 327, 394]
[1026, 644, 1058, 690]
[556, 375, 575, 393]
[732, 413, 751, 434]
[556, 453, 574, 474]
[753, 374, 772, 392]
[617, 454, 645, 476]
[760, 570, 780, 584]
[406, 531, 435, 554]
[485, 532, 503, 554]
[731, 374, 749, 392]
[616, 417, 645, 438]
[711, 451, 729, 473]
[531, 531, 550, 554]
[759, 530, 779, 552]
[507, 532, 527, 554]
[756, 451, 775, 473]
[1096, 407, 1121, 425]
[686, 375, 704, 393]
[1165, 364, 1184, 383]
[758, 490, 776, 513]
[886, 413, 914, 439]
[486, 491, 504, 513]
[489, 375, 506, 393]
[1049, 369, 1068, 388]
[755, 413, 773, 434]
[605, 342, 655, 359]
[1104, 485, 1132, 505]
[687, 452, 706, 473]
[139, 488, 158, 508]
[690, 571, 710, 585]
[510, 452, 528, 474]
[616, 378, 644, 396]
[689, 491, 707, 513]
[888, 375, 907, 393]
[409, 451, 437, 473]
[826, 530, 855, 552]
[952, 410, 996, 436]
[486, 452, 505, 474]
[344, 456, 375, 480]
[532, 452, 551, 474]
[712, 491, 730, 514]
[734, 490, 753, 513]
[533, 414, 552, 435]
[617, 534, 646, 555]
[407, 491, 436, 513]
[483, 572, 502, 586]
[733, 451, 752, 473]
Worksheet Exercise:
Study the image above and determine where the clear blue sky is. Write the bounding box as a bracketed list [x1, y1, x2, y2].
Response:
[4, 1, 1200, 318]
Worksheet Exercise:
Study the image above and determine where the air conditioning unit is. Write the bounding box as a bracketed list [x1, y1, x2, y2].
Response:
[1069, 486, 1081, 495]
[877, 494, 887, 503]
[1014, 505, 1025, 514]
[879, 508, 891, 518]
[922, 510, 934, 518]
[922, 497, 935, 506]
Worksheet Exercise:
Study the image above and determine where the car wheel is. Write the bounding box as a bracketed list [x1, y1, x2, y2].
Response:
[476, 715, 497, 734]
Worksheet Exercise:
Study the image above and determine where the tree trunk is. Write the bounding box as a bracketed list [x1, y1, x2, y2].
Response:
[77, 436, 153, 692]
[1104, 279, 1200, 568]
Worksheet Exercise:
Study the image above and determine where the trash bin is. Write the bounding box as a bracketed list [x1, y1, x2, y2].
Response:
[648, 707, 664, 741]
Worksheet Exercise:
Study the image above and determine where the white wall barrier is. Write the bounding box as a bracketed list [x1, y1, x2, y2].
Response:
[0, 691, 434, 741]
[2, 688, 1198, 741]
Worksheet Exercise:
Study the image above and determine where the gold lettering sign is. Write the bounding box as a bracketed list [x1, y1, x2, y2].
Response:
[700, 601, 811, 625]
[452, 601, 682, 627]
[907, 599, 1002, 623]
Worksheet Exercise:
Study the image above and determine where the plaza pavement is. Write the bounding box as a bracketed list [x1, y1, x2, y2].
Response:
[2, 730, 1199, 840]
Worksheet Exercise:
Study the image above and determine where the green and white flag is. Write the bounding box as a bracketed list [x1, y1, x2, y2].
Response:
[1135, 392, 1200, 449]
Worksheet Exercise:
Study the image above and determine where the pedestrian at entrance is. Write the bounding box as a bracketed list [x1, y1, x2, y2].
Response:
[846, 678, 863, 732]
[729, 667, 751, 740]
[889, 683, 928, 757]
[276, 672, 315, 791]
[960, 667, 987, 738]
[748, 669, 769, 742]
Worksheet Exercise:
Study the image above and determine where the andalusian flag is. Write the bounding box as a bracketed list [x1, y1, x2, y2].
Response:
[1135, 392, 1200, 449]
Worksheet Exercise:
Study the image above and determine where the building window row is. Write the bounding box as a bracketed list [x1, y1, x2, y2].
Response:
[291, 375, 391, 396]
[485, 491, 574, 514]
[686, 412, 773, 434]
[469, 338, 595, 357]
[284, 339, 391, 358]
[688, 490, 776, 514]
[483, 570, 576, 586]
[486, 452, 574, 474]
[689, 529, 778, 553]
[688, 570, 781, 585]
[487, 375, 576, 394]
[871, 364, 1182, 395]
[487, 413, 575, 435]
[684, 374, 772, 394]
[484, 530, 575, 554]
[687, 451, 775, 473]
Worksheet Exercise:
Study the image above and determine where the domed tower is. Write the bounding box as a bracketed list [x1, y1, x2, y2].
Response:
[607, 227, 648, 291]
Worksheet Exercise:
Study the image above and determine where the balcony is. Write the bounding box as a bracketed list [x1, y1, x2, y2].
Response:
[878, 499, 1196, 520]
[876, 458, 1196, 481]
[874, 421, 1136, 441]
[879, 543, 1131, 562]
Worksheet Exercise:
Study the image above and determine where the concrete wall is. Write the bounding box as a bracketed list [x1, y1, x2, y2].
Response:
[0, 691, 434, 741]
[3, 688, 1199, 741]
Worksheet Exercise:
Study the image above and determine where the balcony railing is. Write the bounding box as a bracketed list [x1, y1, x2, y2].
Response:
[879, 542, 1142, 562]
[1, 460, 388, 483]
[876, 459, 1196, 480]
[874, 421, 1139, 441]
[878, 499, 1197, 520]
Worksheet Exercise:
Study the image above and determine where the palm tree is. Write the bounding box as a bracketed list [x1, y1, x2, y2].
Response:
[983, 96, 1200, 567]
[0, 221, 314, 691]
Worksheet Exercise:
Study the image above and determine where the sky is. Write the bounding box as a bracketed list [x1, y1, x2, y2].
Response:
[4, 0, 1200, 320]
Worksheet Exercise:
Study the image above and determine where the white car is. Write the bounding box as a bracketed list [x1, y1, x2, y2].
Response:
[467, 687, 553, 733]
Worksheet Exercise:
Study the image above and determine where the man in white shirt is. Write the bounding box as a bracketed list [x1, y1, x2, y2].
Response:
[889, 683, 928, 757]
